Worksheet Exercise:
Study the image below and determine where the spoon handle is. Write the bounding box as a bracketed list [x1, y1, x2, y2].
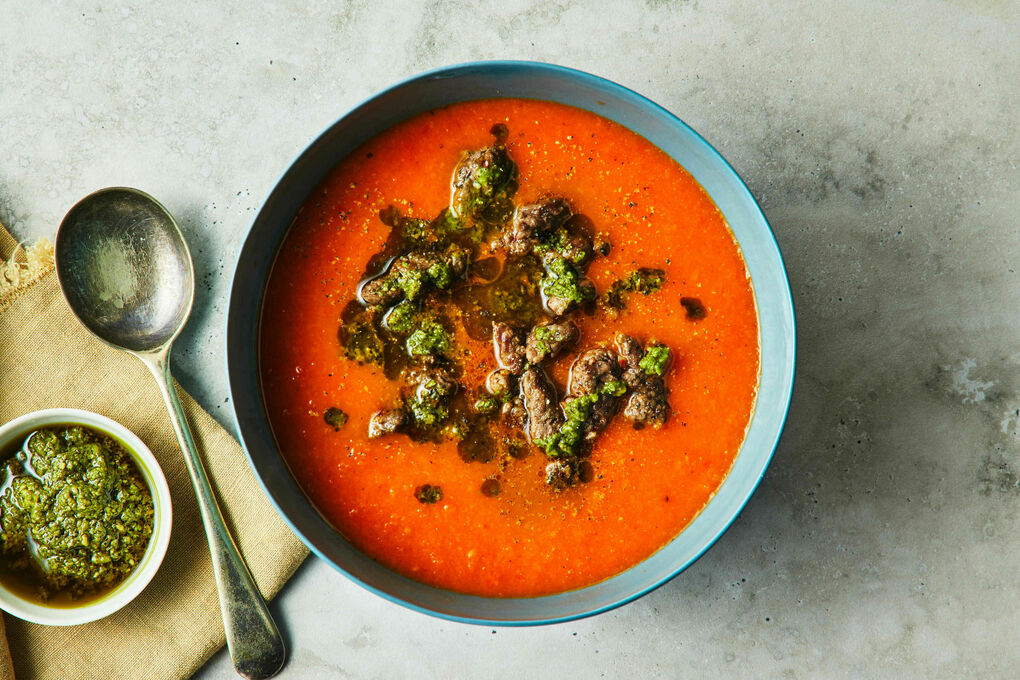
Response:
[141, 349, 286, 680]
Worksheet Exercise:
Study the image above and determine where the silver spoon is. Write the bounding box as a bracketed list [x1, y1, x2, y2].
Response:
[55, 187, 285, 679]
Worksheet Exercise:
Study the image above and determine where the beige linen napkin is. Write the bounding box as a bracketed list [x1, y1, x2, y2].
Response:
[0, 223, 307, 680]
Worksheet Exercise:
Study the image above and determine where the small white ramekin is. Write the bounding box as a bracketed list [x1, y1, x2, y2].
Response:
[0, 408, 173, 626]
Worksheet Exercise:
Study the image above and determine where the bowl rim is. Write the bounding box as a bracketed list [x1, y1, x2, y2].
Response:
[226, 60, 795, 626]
[0, 408, 173, 626]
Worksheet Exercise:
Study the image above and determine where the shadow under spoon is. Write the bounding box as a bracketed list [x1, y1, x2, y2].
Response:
[55, 187, 285, 680]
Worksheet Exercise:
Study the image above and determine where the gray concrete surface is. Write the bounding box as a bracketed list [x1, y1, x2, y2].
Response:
[1, 1, 1018, 678]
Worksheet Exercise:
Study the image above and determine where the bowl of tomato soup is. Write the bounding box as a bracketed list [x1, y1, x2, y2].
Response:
[227, 61, 794, 624]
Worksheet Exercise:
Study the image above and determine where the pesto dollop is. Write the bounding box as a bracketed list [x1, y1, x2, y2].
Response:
[602, 267, 666, 311]
[638, 344, 671, 376]
[0, 425, 154, 603]
[533, 378, 628, 459]
[540, 256, 594, 305]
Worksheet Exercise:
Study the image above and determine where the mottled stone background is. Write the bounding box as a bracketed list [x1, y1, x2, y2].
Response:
[1, 1, 1017, 677]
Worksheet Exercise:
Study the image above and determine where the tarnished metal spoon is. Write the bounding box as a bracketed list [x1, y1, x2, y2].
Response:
[55, 187, 285, 679]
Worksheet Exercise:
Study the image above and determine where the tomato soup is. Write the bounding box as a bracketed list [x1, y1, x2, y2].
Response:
[259, 98, 759, 597]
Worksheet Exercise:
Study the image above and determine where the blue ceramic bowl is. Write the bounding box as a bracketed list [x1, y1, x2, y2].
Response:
[226, 61, 795, 625]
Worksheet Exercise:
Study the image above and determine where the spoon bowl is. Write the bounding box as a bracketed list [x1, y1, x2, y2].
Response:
[55, 188, 193, 353]
[56, 187, 286, 679]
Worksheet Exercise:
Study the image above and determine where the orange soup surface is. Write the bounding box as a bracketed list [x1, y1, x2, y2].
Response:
[260, 98, 760, 597]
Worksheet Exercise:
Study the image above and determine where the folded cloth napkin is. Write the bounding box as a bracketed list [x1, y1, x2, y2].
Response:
[0, 223, 307, 680]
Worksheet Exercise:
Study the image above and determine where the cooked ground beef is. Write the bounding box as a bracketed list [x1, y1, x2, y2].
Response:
[505, 198, 572, 256]
[492, 322, 526, 373]
[550, 230, 593, 267]
[614, 332, 645, 388]
[624, 377, 670, 428]
[485, 368, 515, 397]
[360, 274, 403, 307]
[613, 333, 671, 428]
[502, 396, 528, 430]
[526, 319, 578, 364]
[451, 146, 518, 220]
[407, 359, 457, 395]
[360, 246, 469, 307]
[564, 392, 618, 435]
[368, 409, 407, 438]
[520, 367, 563, 443]
[546, 277, 595, 317]
[567, 348, 622, 396]
[545, 459, 578, 490]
